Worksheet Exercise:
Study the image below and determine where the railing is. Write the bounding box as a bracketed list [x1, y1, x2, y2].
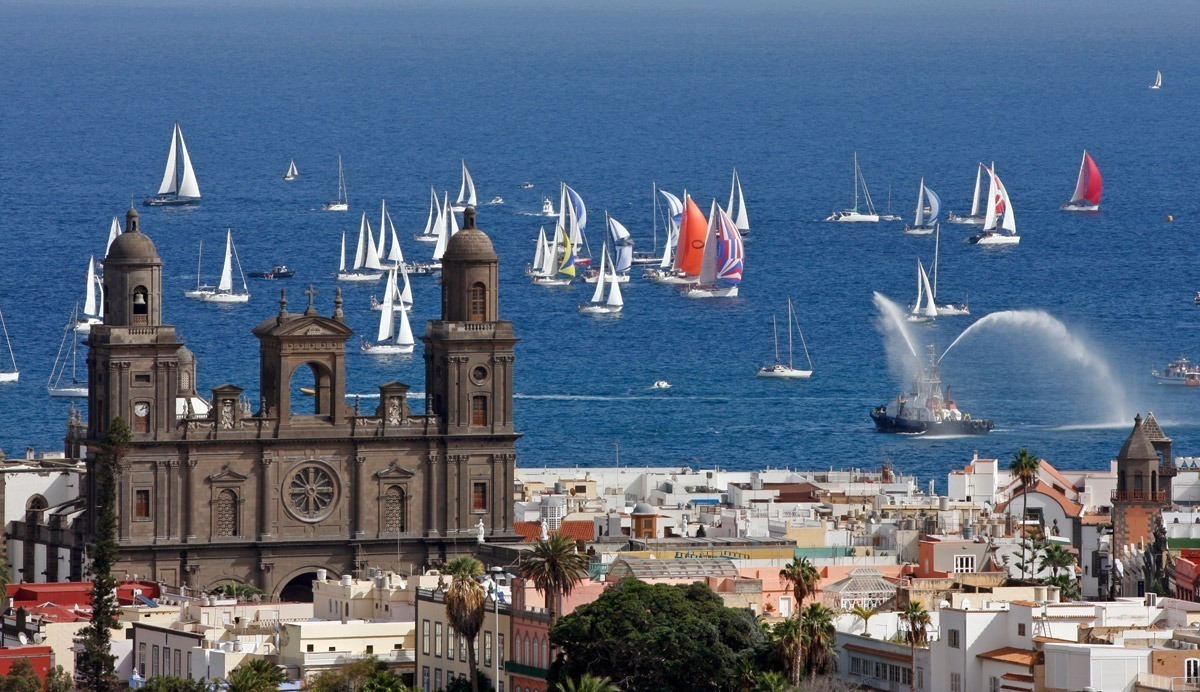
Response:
[1136, 672, 1200, 691]
[850, 672, 903, 692]
[302, 650, 413, 667]
[505, 661, 548, 679]
[1111, 489, 1167, 502]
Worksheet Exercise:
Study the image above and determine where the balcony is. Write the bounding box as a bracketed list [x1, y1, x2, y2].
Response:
[300, 649, 414, 668]
[505, 661, 548, 679]
[1137, 672, 1200, 691]
[1111, 489, 1167, 503]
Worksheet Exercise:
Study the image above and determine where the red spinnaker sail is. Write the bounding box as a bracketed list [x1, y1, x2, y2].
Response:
[1083, 152, 1103, 205]
[677, 197, 709, 276]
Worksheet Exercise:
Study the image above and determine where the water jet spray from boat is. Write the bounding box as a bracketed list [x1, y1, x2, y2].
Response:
[872, 292, 920, 362]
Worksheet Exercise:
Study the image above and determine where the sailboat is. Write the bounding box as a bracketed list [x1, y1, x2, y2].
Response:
[184, 241, 216, 299]
[906, 259, 938, 323]
[452, 160, 477, 212]
[644, 190, 685, 278]
[430, 192, 460, 270]
[361, 268, 415, 354]
[323, 155, 349, 211]
[826, 152, 879, 222]
[414, 188, 441, 244]
[880, 184, 903, 221]
[540, 197, 557, 217]
[948, 163, 988, 225]
[903, 178, 941, 235]
[371, 255, 413, 313]
[632, 183, 668, 266]
[757, 298, 813, 378]
[202, 230, 250, 303]
[649, 192, 703, 285]
[144, 122, 201, 206]
[337, 213, 385, 281]
[1061, 150, 1103, 211]
[969, 165, 1020, 246]
[374, 199, 404, 266]
[725, 169, 750, 236]
[931, 226, 969, 316]
[579, 244, 624, 314]
[556, 183, 588, 256]
[283, 159, 299, 181]
[74, 257, 104, 333]
[48, 306, 87, 397]
[585, 214, 633, 284]
[682, 203, 744, 299]
[526, 227, 549, 277]
[1151, 70, 1162, 90]
[532, 225, 575, 286]
[0, 304, 17, 383]
[105, 217, 121, 257]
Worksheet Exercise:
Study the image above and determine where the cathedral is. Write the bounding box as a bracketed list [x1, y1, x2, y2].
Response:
[57, 205, 517, 600]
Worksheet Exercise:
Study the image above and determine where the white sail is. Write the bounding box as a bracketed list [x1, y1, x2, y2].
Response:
[457, 160, 477, 207]
[970, 163, 983, 217]
[1069, 152, 1088, 205]
[543, 222, 561, 276]
[157, 123, 180, 195]
[533, 227, 546, 270]
[398, 257, 413, 306]
[395, 300, 414, 348]
[339, 231, 347, 272]
[286, 160, 298, 178]
[83, 257, 98, 318]
[725, 169, 750, 232]
[431, 199, 450, 262]
[376, 200, 390, 261]
[363, 214, 384, 270]
[557, 184, 570, 247]
[218, 230, 235, 292]
[998, 175, 1017, 235]
[422, 188, 438, 236]
[386, 207, 404, 264]
[447, 193, 460, 236]
[913, 177, 927, 227]
[606, 248, 624, 307]
[106, 217, 121, 256]
[590, 246, 608, 303]
[176, 125, 201, 199]
[659, 190, 682, 269]
[353, 213, 370, 269]
[697, 200, 720, 285]
[911, 259, 925, 317]
[608, 216, 633, 273]
[919, 261, 937, 317]
[983, 166, 1000, 231]
[565, 185, 586, 247]
[376, 271, 395, 342]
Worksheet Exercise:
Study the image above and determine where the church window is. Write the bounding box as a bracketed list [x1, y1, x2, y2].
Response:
[134, 373, 151, 384]
[473, 482, 488, 512]
[133, 286, 149, 316]
[25, 495, 47, 525]
[216, 489, 239, 537]
[383, 486, 406, 533]
[134, 489, 151, 519]
[471, 395, 488, 426]
[469, 282, 486, 322]
[285, 464, 338, 522]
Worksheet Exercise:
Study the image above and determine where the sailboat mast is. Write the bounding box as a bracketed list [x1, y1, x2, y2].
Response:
[196, 241, 203, 289]
[932, 226, 940, 299]
[0, 309, 16, 372]
[772, 315, 780, 363]
[652, 181, 658, 253]
[786, 299, 795, 370]
[853, 153, 859, 211]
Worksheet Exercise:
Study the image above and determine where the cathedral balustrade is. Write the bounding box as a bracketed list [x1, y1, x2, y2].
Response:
[1111, 489, 1167, 503]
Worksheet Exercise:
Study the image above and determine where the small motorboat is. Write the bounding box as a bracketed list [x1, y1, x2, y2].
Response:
[652, 380, 671, 389]
[490, 196, 504, 205]
[247, 264, 295, 279]
[521, 182, 534, 189]
[1152, 357, 1200, 386]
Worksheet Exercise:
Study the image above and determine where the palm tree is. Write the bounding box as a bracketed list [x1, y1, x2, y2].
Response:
[1009, 448, 1040, 579]
[444, 556, 487, 692]
[519, 532, 591, 623]
[1038, 543, 1076, 580]
[554, 674, 621, 692]
[800, 603, 836, 676]
[221, 658, 285, 692]
[849, 604, 878, 637]
[778, 556, 820, 685]
[901, 601, 930, 692]
[770, 618, 802, 684]
[753, 671, 792, 692]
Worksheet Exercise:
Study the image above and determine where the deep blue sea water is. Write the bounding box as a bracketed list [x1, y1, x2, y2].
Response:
[1, 1, 1198, 491]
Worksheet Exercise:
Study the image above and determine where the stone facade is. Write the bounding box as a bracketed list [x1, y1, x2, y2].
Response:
[67, 206, 518, 599]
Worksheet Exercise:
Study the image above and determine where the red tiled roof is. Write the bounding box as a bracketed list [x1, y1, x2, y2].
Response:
[1002, 673, 1034, 682]
[556, 520, 595, 542]
[995, 480, 1084, 517]
[514, 522, 541, 543]
[24, 604, 90, 623]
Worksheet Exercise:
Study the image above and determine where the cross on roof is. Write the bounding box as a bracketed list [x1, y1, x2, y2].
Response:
[304, 284, 317, 312]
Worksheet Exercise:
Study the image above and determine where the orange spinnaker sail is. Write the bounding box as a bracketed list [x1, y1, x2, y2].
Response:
[676, 196, 709, 276]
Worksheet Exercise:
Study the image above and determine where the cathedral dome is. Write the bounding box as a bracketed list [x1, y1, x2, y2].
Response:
[445, 207, 496, 261]
[106, 208, 160, 264]
[176, 345, 195, 365]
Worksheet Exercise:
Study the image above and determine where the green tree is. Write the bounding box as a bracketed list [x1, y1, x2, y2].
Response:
[44, 665, 73, 692]
[553, 673, 621, 692]
[550, 578, 765, 691]
[753, 671, 792, 692]
[362, 670, 412, 692]
[769, 618, 802, 685]
[0, 659, 42, 692]
[1038, 543, 1076, 579]
[519, 532, 590, 624]
[222, 657, 286, 692]
[800, 603, 836, 676]
[444, 557, 486, 692]
[901, 601, 930, 692]
[1009, 448, 1040, 579]
[305, 655, 385, 691]
[1045, 572, 1081, 601]
[140, 676, 210, 692]
[778, 557, 820, 685]
[849, 604, 877, 637]
[440, 670, 492, 692]
[76, 417, 131, 692]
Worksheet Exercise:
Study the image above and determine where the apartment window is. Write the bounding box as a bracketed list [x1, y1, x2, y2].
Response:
[948, 629, 960, 648]
[447, 629, 455, 661]
[163, 647, 170, 676]
[307, 644, 314, 652]
[187, 652, 192, 678]
[1018, 623, 1026, 636]
[152, 645, 160, 677]
[138, 643, 146, 676]
[953, 554, 976, 573]
[366, 645, 374, 655]
[989, 676, 1000, 692]
[471, 395, 489, 426]
[902, 668, 911, 685]
[434, 669, 442, 690]
[473, 482, 488, 512]
[950, 672, 962, 692]
[1188, 659, 1200, 683]
[422, 620, 430, 655]
[459, 632, 467, 660]
[135, 489, 152, 519]
[435, 623, 443, 658]
[499, 634, 505, 667]
[917, 668, 924, 690]
[173, 650, 180, 677]
[422, 667, 430, 692]
[850, 657, 861, 674]
[484, 631, 493, 667]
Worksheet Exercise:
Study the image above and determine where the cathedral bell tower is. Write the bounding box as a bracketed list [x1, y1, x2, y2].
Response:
[87, 207, 183, 441]
[423, 207, 517, 435]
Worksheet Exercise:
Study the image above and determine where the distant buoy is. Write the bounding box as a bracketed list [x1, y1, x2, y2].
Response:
[1167, 215, 1174, 222]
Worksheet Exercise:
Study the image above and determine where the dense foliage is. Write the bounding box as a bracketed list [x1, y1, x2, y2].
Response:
[549, 579, 768, 690]
[307, 656, 412, 691]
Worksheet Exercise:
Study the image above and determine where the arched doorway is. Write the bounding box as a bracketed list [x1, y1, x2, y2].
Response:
[279, 571, 319, 603]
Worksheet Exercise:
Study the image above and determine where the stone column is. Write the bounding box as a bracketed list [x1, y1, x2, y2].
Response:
[259, 454, 276, 541]
[154, 460, 168, 541]
[353, 455, 366, 539]
[425, 453, 441, 537]
[184, 456, 197, 541]
[168, 460, 181, 540]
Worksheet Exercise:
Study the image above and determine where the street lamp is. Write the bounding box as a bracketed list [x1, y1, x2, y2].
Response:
[487, 566, 504, 691]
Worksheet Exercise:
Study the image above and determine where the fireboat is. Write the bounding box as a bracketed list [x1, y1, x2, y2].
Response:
[871, 346, 995, 436]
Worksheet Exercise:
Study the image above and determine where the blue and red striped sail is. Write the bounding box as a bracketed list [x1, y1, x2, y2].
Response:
[715, 207, 744, 284]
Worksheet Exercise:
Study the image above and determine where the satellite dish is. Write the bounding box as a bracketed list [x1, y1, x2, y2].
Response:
[32, 633, 43, 644]
[17, 633, 28, 645]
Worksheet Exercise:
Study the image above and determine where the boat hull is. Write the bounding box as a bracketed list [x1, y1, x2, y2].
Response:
[74, 318, 101, 334]
[184, 288, 216, 299]
[644, 271, 693, 285]
[337, 272, 383, 282]
[578, 305, 623, 315]
[531, 277, 571, 287]
[1153, 375, 1200, 386]
[323, 202, 348, 212]
[757, 366, 812, 379]
[371, 301, 413, 313]
[202, 293, 250, 303]
[683, 285, 739, 299]
[827, 211, 879, 223]
[143, 195, 199, 207]
[413, 235, 438, 244]
[947, 213, 985, 225]
[0, 372, 18, 383]
[1061, 203, 1099, 212]
[630, 255, 660, 265]
[903, 225, 936, 236]
[283, 174, 298, 181]
[870, 410, 994, 435]
[48, 386, 88, 398]
[583, 273, 631, 284]
[361, 343, 414, 355]
[969, 232, 1020, 246]
[936, 304, 971, 316]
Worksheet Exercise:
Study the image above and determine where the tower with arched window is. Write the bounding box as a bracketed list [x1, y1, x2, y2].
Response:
[1112, 414, 1173, 559]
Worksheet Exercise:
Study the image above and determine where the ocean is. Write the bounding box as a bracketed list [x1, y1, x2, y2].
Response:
[0, 0, 1197, 491]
